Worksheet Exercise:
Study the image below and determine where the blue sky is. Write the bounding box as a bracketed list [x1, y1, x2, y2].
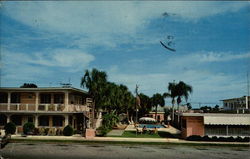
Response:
[0, 1, 250, 107]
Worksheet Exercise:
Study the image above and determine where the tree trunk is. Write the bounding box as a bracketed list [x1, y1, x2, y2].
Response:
[126, 109, 130, 123]
[172, 103, 174, 124]
[177, 103, 180, 125]
[92, 100, 95, 129]
[155, 105, 158, 121]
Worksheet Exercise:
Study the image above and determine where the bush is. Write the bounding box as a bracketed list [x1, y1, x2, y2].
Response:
[227, 136, 235, 142]
[34, 128, 39, 135]
[243, 137, 250, 142]
[211, 136, 218, 141]
[186, 135, 202, 141]
[23, 122, 35, 135]
[202, 135, 210, 141]
[235, 136, 243, 142]
[102, 112, 119, 129]
[63, 125, 73, 136]
[4, 122, 16, 134]
[44, 128, 50, 135]
[96, 126, 111, 137]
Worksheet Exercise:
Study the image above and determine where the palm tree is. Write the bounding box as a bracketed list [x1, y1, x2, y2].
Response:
[81, 68, 108, 128]
[151, 93, 165, 122]
[138, 93, 152, 117]
[165, 81, 178, 123]
[176, 81, 193, 123]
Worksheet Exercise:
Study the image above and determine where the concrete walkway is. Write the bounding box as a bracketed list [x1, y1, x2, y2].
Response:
[10, 135, 250, 145]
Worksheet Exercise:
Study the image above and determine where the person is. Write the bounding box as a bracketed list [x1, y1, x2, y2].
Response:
[153, 127, 158, 134]
[142, 126, 147, 134]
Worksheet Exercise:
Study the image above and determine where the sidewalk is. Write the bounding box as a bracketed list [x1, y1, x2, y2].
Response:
[11, 135, 250, 146]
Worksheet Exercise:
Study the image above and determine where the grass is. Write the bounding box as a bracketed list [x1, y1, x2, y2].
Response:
[107, 131, 180, 138]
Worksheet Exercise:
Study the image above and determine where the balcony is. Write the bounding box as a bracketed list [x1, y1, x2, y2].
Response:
[0, 103, 89, 113]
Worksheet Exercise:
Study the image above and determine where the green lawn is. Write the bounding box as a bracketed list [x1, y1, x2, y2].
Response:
[109, 131, 179, 138]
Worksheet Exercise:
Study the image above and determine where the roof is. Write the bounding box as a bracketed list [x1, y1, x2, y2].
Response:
[181, 113, 250, 125]
[221, 96, 250, 101]
[204, 116, 250, 125]
[0, 87, 88, 94]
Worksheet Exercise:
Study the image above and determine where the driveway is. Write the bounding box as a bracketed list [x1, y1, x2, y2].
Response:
[0, 142, 249, 159]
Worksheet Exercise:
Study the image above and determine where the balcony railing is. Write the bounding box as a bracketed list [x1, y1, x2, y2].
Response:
[38, 104, 66, 111]
[0, 103, 89, 113]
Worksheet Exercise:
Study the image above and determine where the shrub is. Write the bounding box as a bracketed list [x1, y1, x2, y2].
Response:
[4, 122, 16, 134]
[235, 136, 243, 142]
[63, 125, 73, 136]
[227, 136, 235, 142]
[23, 122, 35, 135]
[44, 128, 50, 135]
[243, 137, 250, 142]
[211, 136, 218, 141]
[186, 135, 202, 141]
[96, 126, 111, 137]
[34, 128, 39, 135]
[218, 137, 226, 142]
[102, 112, 119, 129]
[202, 135, 210, 141]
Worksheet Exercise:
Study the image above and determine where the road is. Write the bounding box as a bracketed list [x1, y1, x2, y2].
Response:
[0, 142, 249, 159]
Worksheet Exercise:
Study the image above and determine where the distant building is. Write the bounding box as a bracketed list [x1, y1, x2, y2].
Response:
[0, 87, 91, 134]
[180, 113, 250, 138]
[221, 96, 249, 110]
[145, 112, 165, 122]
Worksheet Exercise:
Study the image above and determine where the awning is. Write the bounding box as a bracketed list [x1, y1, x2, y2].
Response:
[204, 116, 250, 125]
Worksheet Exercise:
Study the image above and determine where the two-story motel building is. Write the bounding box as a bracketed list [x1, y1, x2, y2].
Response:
[0, 87, 91, 134]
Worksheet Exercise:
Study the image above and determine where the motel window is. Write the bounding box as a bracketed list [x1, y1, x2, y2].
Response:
[0, 114, 7, 126]
[40, 94, 51, 104]
[0, 93, 8, 103]
[54, 94, 64, 104]
[11, 93, 20, 103]
[39, 116, 49, 126]
[52, 116, 64, 127]
[11, 115, 22, 126]
[28, 116, 34, 123]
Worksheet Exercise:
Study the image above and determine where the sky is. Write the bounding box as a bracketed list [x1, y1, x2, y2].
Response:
[0, 1, 250, 108]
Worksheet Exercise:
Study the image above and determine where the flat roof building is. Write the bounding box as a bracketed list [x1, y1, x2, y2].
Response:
[221, 96, 249, 110]
[180, 113, 250, 138]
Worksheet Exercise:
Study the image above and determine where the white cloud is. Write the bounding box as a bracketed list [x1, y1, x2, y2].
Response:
[199, 52, 250, 62]
[2, 1, 248, 48]
[166, 52, 250, 71]
[3, 49, 95, 72]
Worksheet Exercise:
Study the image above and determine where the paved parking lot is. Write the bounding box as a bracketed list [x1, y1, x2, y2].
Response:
[1, 142, 249, 159]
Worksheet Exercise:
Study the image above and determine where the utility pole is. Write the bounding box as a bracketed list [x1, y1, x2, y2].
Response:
[246, 72, 249, 109]
[135, 84, 139, 136]
[135, 84, 139, 124]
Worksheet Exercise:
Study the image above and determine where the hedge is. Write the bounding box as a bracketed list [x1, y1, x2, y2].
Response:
[186, 135, 250, 142]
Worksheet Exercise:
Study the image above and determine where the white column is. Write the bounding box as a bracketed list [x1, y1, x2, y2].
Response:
[64, 92, 69, 111]
[7, 115, 10, 123]
[35, 115, 38, 127]
[64, 115, 69, 126]
[7, 92, 11, 110]
[35, 92, 39, 111]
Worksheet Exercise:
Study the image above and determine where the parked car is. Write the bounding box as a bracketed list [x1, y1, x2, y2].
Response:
[0, 134, 11, 148]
